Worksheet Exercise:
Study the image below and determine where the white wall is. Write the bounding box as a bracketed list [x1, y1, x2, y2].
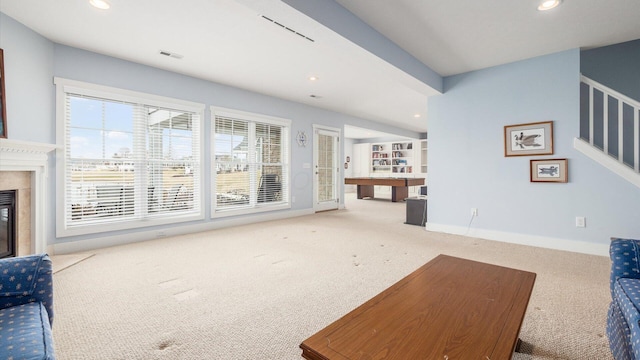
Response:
[427, 49, 640, 256]
[282, 0, 442, 93]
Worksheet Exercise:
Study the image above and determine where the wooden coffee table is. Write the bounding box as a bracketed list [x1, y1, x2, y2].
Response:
[300, 255, 536, 360]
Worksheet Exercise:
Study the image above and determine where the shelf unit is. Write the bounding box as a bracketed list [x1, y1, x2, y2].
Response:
[420, 140, 427, 173]
[391, 141, 413, 174]
[371, 141, 414, 175]
[371, 144, 391, 173]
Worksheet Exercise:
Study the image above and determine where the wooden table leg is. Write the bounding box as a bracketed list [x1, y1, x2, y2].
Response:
[391, 186, 409, 202]
[357, 185, 374, 199]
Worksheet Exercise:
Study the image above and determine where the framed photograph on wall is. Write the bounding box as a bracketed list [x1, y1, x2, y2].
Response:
[0, 48, 7, 139]
[504, 121, 553, 157]
[530, 158, 568, 183]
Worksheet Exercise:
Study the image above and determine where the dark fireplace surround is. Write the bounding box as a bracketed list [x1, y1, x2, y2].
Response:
[0, 171, 31, 257]
[0, 190, 16, 258]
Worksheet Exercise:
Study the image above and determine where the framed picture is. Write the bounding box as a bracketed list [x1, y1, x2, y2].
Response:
[504, 121, 553, 157]
[0, 49, 6, 139]
[530, 159, 567, 183]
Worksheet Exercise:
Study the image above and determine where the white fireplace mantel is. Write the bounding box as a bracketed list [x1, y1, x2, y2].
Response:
[0, 138, 59, 254]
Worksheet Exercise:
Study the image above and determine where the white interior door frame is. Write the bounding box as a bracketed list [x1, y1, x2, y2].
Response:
[313, 125, 341, 212]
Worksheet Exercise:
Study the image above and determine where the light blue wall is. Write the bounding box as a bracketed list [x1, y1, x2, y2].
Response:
[52, 46, 419, 244]
[581, 39, 640, 102]
[1, 12, 420, 248]
[0, 13, 54, 142]
[428, 49, 640, 250]
[10, 8, 634, 253]
[0, 13, 57, 246]
[344, 137, 355, 178]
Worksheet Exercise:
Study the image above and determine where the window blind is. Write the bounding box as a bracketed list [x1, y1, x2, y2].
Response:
[59, 86, 202, 234]
[213, 112, 289, 214]
[214, 116, 251, 208]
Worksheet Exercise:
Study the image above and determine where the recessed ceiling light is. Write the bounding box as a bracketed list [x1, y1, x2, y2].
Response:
[414, 114, 421, 118]
[309, 76, 319, 81]
[538, 0, 562, 11]
[89, 0, 111, 10]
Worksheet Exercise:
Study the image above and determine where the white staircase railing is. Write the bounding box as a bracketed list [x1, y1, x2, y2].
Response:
[577, 75, 640, 187]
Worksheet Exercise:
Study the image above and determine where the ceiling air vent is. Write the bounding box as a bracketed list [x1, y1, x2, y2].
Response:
[159, 50, 184, 59]
[261, 15, 315, 43]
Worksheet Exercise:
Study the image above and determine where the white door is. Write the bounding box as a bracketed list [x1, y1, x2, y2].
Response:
[313, 126, 340, 212]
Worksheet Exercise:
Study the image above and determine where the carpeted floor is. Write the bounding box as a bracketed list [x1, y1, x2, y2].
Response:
[51, 253, 94, 274]
[51, 193, 613, 359]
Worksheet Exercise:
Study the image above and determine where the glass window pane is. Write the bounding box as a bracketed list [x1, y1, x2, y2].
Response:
[69, 97, 103, 129]
[215, 118, 250, 209]
[104, 102, 133, 132]
[69, 128, 103, 159]
[213, 115, 287, 212]
[258, 166, 282, 203]
[64, 89, 201, 228]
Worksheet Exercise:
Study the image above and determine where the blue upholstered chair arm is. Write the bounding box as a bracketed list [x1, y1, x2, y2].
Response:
[610, 238, 640, 298]
[0, 254, 54, 325]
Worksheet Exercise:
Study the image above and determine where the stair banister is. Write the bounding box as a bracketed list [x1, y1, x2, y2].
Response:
[577, 75, 640, 189]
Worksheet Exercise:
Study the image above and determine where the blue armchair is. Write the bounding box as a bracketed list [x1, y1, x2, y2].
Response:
[0, 254, 55, 359]
[608, 238, 640, 360]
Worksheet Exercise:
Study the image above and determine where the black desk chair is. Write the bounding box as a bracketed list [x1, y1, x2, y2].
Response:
[257, 174, 281, 203]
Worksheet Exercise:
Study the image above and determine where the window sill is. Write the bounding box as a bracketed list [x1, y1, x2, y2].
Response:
[211, 202, 291, 219]
[56, 211, 205, 238]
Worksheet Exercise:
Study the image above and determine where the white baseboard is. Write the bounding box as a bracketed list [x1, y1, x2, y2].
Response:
[53, 208, 315, 255]
[425, 222, 609, 257]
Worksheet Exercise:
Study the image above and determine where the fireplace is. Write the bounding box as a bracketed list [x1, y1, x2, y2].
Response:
[0, 190, 16, 258]
[0, 139, 58, 256]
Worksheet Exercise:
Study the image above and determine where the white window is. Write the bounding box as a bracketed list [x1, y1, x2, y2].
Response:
[212, 107, 290, 217]
[55, 78, 204, 237]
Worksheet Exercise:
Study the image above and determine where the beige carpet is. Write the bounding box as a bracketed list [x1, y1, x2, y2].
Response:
[52, 194, 613, 359]
[51, 253, 94, 274]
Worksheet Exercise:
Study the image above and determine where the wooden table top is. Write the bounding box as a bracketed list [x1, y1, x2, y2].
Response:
[300, 254, 536, 360]
[344, 177, 425, 187]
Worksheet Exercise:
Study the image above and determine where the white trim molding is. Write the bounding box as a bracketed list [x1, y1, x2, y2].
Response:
[425, 222, 609, 257]
[54, 77, 206, 237]
[54, 208, 314, 254]
[0, 138, 59, 254]
[574, 137, 640, 189]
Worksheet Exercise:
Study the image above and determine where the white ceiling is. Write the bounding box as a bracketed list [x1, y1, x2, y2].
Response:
[336, 0, 640, 77]
[2, 0, 639, 138]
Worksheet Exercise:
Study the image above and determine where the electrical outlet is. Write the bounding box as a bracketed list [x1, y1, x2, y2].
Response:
[575, 216, 586, 228]
[471, 208, 478, 217]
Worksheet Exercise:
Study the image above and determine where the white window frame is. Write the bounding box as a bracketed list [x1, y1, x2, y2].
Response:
[55, 77, 205, 237]
[211, 106, 291, 218]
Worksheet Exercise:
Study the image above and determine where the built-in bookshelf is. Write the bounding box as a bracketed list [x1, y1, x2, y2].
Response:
[371, 144, 391, 173]
[420, 140, 427, 173]
[371, 141, 414, 174]
[391, 141, 413, 174]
